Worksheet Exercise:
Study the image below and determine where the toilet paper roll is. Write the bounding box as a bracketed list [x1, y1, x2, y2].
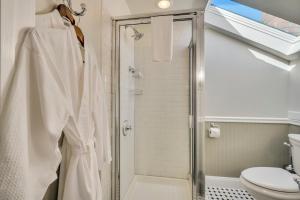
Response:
[209, 127, 221, 138]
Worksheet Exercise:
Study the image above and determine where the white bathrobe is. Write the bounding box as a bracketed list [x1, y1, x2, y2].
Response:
[0, 10, 111, 200]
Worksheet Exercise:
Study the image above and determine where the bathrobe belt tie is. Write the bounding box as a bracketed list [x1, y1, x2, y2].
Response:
[70, 139, 95, 155]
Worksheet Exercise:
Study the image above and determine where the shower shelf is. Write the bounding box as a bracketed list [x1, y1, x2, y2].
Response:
[130, 89, 144, 95]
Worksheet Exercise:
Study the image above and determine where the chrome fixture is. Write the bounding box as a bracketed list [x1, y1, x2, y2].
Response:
[132, 72, 143, 79]
[122, 120, 132, 136]
[284, 142, 294, 173]
[129, 66, 143, 79]
[284, 142, 293, 148]
[129, 66, 136, 73]
[294, 178, 300, 190]
[125, 26, 144, 40]
[64, 0, 87, 16]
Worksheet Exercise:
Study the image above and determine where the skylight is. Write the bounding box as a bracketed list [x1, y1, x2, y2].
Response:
[211, 0, 300, 37]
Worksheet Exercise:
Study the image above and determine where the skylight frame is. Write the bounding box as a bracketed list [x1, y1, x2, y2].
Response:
[210, 0, 300, 37]
[205, 4, 300, 61]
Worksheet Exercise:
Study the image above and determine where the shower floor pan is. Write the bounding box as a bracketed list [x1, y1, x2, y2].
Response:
[123, 175, 191, 200]
[123, 175, 255, 200]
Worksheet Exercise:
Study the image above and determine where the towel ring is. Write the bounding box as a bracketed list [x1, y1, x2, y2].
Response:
[64, 0, 87, 16]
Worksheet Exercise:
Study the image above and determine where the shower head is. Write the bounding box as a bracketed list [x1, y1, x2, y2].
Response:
[132, 28, 144, 40]
[126, 26, 144, 40]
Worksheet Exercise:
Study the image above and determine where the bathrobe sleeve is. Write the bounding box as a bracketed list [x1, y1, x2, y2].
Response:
[0, 29, 68, 200]
[91, 57, 112, 171]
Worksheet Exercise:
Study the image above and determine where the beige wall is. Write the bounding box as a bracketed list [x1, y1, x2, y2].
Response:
[205, 122, 290, 177]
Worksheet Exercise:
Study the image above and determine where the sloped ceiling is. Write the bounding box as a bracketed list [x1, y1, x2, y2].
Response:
[125, 0, 206, 15]
[236, 0, 300, 24]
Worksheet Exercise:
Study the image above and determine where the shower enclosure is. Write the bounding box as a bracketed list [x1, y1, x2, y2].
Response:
[112, 10, 205, 200]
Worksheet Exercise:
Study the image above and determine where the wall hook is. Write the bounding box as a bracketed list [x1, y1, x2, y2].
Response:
[64, 0, 87, 16]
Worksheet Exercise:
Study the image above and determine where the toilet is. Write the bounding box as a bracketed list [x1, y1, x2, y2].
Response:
[240, 134, 300, 200]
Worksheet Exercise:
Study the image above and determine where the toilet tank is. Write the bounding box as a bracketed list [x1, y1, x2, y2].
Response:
[289, 134, 300, 175]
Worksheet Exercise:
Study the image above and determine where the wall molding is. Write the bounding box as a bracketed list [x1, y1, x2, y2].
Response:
[204, 116, 289, 124]
[204, 115, 300, 126]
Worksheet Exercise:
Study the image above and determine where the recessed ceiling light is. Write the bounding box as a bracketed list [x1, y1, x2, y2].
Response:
[157, 0, 171, 9]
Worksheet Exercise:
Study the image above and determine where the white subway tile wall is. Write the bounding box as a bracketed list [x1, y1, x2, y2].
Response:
[133, 21, 192, 179]
[120, 26, 136, 199]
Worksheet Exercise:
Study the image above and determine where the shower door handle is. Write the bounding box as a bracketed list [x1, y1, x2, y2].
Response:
[122, 120, 132, 136]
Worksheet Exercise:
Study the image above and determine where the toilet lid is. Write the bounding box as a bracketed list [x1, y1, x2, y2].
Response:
[241, 167, 300, 193]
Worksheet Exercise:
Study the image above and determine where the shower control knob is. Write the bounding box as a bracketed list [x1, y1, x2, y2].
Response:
[124, 126, 132, 131]
[122, 120, 132, 136]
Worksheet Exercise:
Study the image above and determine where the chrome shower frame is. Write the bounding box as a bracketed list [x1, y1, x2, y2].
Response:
[112, 9, 205, 200]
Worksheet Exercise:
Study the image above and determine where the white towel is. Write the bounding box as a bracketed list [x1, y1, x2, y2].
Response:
[151, 16, 173, 62]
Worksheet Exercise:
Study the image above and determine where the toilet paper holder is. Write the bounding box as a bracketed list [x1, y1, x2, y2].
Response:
[209, 123, 221, 138]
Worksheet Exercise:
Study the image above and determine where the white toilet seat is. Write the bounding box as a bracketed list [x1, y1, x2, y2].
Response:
[241, 176, 300, 200]
[241, 167, 299, 193]
[240, 167, 300, 200]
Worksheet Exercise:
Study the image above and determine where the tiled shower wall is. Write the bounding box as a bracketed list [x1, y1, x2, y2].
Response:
[134, 21, 192, 179]
[205, 122, 300, 177]
[120, 27, 135, 199]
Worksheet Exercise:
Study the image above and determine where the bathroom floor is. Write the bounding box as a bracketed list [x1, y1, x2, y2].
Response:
[205, 176, 255, 200]
[206, 186, 255, 200]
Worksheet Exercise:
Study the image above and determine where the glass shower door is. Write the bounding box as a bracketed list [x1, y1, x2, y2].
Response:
[119, 20, 193, 200]
[113, 11, 205, 200]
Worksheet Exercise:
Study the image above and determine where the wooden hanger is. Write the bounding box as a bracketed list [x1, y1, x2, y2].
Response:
[57, 4, 85, 47]
[74, 25, 84, 47]
[57, 4, 75, 25]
